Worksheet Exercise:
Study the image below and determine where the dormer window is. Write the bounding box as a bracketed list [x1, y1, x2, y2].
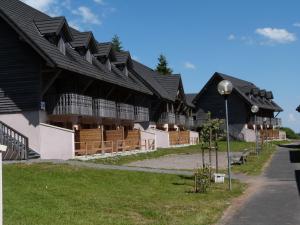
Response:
[58, 37, 66, 55]
[106, 59, 112, 71]
[85, 49, 93, 64]
[123, 66, 128, 76]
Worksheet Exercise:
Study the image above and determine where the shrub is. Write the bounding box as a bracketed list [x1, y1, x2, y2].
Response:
[280, 127, 300, 139]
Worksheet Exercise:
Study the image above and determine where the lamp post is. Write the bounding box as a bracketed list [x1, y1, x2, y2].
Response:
[0, 145, 7, 225]
[217, 80, 233, 191]
[251, 105, 259, 155]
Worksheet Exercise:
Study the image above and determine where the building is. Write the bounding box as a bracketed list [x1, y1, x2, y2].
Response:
[0, 0, 198, 160]
[191, 72, 285, 141]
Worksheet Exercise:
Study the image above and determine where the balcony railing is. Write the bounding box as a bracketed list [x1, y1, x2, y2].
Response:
[158, 112, 176, 124]
[135, 106, 149, 122]
[46, 93, 93, 116]
[185, 117, 195, 129]
[175, 114, 186, 126]
[249, 116, 282, 127]
[47, 94, 150, 122]
[118, 103, 135, 120]
[93, 99, 117, 118]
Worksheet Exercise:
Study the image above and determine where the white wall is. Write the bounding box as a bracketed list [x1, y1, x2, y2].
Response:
[190, 131, 199, 144]
[241, 127, 256, 142]
[140, 130, 156, 150]
[39, 123, 74, 160]
[0, 111, 41, 152]
[147, 128, 169, 148]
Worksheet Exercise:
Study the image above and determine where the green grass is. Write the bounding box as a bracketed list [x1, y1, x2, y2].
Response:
[4, 163, 245, 225]
[90, 141, 255, 165]
[231, 141, 290, 176]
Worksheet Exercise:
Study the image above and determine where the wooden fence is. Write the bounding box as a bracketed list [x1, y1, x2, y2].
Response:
[260, 129, 280, 141]
[169, 131, 191, 145]
[75, 128, 147, 156]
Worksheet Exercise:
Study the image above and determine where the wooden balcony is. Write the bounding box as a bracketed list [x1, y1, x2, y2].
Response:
[117, 103, 135, 120]
[249, 117, 281, 127]
[93, 98, 117, 119]
[158, 112, 176, 124]
[135, 106, 149, 122]
[46, 93, 93, 116]
[185, 117, 195, 129]
[175, 114, 186, 126]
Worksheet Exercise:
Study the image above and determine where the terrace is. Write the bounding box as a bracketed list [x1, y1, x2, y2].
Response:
[158, 112, 176, 125]
[249, 116, 282, 127]
[175, 114, 186, 126]
[45, 93, 149, 122]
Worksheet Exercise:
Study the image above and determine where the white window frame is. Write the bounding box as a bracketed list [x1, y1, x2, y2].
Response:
[106, 59, 112, 71]
[124, 66, 128, 76]
[85, 49, 93, 64]
[58, 37, 66, 55]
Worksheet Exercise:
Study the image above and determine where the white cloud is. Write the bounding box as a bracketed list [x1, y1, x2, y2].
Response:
[68, 21, 82, 31]
[21, 0, 55, 12]
[72, 6, 102, 25]
[255, 27, 296, 44]
[227, 34, 236, 41]
[94, 0, 105, 5]
[293, 22, 300, 27]
[184, 62, 196, 70]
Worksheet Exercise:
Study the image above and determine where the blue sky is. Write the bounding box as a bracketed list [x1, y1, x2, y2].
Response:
[22, 0, 300, 132]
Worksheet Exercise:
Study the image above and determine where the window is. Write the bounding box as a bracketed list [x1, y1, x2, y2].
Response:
[85, 49, 93, 64]
[58, 37, 66, 55]
[106, 59, 112, 71]
[123, 66, 128, 76]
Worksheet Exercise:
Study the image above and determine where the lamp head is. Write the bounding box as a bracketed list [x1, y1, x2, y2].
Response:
[251, 105, 259, 114]
[217, 80, 233, 96]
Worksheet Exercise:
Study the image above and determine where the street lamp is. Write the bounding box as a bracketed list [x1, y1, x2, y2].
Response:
[217, 80, 233, 191]
[251, 105, 259, 155]
[0, 145, 6, 225]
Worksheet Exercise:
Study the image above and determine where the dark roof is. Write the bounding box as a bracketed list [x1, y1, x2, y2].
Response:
[131, 60, 173, 101]
[185, 94, 197, 107]
[114, 51, 131, 65]
[71, 31, 97, 53]
[152, 74, 181, 101]
[95, 42, 112, 57]
[0, 0, 152, 95]
[194, 72, 283, 112]
[34, 16, 73, 42]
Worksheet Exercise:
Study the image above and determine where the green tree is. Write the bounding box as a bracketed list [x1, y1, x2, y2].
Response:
[155, 54, 173, 75]
[280, 127, 300, 139]
[111, 34, 122, 52]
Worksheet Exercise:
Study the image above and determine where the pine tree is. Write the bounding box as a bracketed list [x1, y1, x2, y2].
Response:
[155, 54, 173, 75]
[111, 34, 122, 52]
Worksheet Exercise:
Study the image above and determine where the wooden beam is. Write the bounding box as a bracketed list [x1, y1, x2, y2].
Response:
[81, 80, 94, 94]
[123, 93, 132, 103]
[105, 86, 115, 98]
[42, 70, 62, 96]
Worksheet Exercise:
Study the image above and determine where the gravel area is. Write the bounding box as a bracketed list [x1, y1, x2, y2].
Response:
[126, 152, 231, 170]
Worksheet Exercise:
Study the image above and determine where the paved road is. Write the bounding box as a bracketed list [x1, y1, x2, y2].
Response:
[226, 146, 300, 225]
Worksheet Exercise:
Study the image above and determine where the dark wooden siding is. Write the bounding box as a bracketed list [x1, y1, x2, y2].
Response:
[0, 18, 42, 113]
[196, 78, 248, 124]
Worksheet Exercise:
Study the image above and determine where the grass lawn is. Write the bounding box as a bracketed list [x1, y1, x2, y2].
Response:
[231, 140, 291, 176]
[90, 141, 255, 165]
[4, 163, 245, 225]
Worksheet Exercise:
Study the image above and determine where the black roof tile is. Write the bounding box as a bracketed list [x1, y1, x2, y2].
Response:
[0, 0, 152, 96]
